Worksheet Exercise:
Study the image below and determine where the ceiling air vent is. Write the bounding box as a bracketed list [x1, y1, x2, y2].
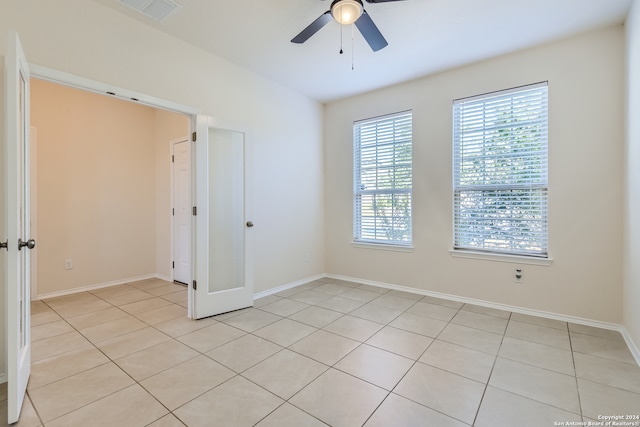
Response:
[119, 0, 182, 22]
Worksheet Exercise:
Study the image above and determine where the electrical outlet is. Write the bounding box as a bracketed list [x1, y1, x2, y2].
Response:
[64, 259, 73, 270]
[514, 268, 523, 283]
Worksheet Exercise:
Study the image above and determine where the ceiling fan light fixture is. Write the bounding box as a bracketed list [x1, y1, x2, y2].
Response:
[331, 0, 363, 25]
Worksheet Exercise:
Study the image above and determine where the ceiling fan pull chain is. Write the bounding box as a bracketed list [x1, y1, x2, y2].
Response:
[340, 22, 344, 54]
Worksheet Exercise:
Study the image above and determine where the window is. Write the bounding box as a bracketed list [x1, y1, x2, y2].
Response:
[453, 82, 548, 257]
[354, 111, 413, 246]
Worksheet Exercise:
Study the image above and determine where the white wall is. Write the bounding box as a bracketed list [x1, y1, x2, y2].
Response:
[325, 26, 625, 323]
[0, 0, 324, 377]
[625, 0, 640, 352]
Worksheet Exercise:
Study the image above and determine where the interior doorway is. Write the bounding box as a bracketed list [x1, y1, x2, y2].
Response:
[171, 138, 191, 285]
[29, 76, 192, 300]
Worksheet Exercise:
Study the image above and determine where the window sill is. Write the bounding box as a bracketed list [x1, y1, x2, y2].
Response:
[449, 249, 553, 266]
[352, 242, 414, 253]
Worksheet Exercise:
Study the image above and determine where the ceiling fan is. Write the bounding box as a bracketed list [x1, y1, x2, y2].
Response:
[291, 0, 405, 52]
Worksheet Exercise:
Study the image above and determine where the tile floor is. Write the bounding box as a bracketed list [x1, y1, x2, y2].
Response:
[1, 277, 639, 426]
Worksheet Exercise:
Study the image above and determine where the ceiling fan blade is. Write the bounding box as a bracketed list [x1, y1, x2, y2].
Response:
[291, 11, 332, 44]
[364, 0, 406, 3]
[354, 10, 388, 52]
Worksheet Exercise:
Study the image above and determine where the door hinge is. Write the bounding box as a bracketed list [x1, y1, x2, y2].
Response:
[172, 261, 175, 269]
[171, 154, 174, 163]
[172, 208, 175, 216]
[192, 206, 197, 216]
[0, 240, 8, 250]
[192, 131, 197, 142]
[192, 280, 197, 290]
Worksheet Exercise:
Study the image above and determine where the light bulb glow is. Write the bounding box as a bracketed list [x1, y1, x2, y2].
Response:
[331, 0, 363, 25]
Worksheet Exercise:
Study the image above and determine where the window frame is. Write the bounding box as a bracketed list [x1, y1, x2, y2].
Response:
[353, 110, 413, 247]
[452, 82, 549, 260]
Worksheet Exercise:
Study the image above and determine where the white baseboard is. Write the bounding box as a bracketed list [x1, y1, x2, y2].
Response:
[34, 274, 165, 300]
[253, 273, 326, 300]
[323, 273, 640, 366]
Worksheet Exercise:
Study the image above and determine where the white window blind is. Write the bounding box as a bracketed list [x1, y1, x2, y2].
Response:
[354, 111, 413, 245]
[453, 82, 548, 257]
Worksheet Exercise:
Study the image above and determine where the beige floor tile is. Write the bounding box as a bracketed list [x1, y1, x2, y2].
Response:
[64, 306, 129, 330]
[275, 287, 307, 298]
[339, 288, 381, 303]
[364, 393, 468, 427]
[461, 304, 511, 319]
[29, 347, 110, 390]
[489, 357, 580, 413]
[420, 340, 496, 383]
[366, 326, 433, 360]
[430, 322, 501, 356]
[323, 315, 384, 342]
[145, 413, 186, 427]
[407, 301, 460, 322]
[569, 323, 625, 341]
[90, 284, 139, 299]
[506, 320, 571, 350]
[290, 368, 387, 427]
[475, 386, 582, 427]
[574, 352, 640, 393]
[119, 297, 173, 315]
[578, 378, 640, 420]
[79, 315, 147, 343]
[499, 336, 574, 375]
[355, 284, 390, 294]
[334, 344, 413, 390]
[29, 363, 134, 422]
[253, 318, 317, 347]
[48, 299, 113, 318]
[370, 294, 417, 311]
[389, 312, 448, 338]
[395, 362, 485, 424]
[316, 296, 366, 313]
[133, 303, 186, 325]
[31, 320, 74, 342]
[289, 306, 345, 328]
[45, 384, 168, 427]
[30, 300, 51, 315]
[452, 310, 508, 335]
[314, 283, 351, 296]
[258, 298, 310, 317]
[421, 295, 465, 309]
[243, 349, 327, 399]
[44, 292, 102, 309]
[115, 339, 199, 381]
[222, 309, 282, 332]
[350, 303, 403, 324]
[98, 289, 154, 306]
[95, 326, 171, 359]
[30, 310, 62, 327]
[31, 331, 92, 363]
[128, 278, 171, 290]
[386, 289, 424, 301]
[510, 312, 568, 330]
[289, 290, 333, 305]
[207, 334, 283, 372]
[289, 330, 360, 365]
[0, 393, 42, 427]
[174, 376, 283, 427]
[161, 291, 188, 306]
[145, 283, 187, 296]
[153, 315, 218, 338]
[253, 294, 282, 308]
[141, 355, 235, 410]
[570, 332, 637, 364]
[255, 402, 328, 427]
[177, 322, 246, 353]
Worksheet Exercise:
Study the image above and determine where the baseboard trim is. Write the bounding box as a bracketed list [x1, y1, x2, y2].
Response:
[324, 273, 640, 366]
[34, 274, 163, 300]
[253, 273, 326, 300]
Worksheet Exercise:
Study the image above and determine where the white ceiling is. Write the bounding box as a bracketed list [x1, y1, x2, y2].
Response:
[92, 0, 632, 103]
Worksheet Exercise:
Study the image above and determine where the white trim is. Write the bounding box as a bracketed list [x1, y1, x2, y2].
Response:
[33, 274, 160, 300]
[324, 273, 639, 366]
[29, 64, 199, 116]
[253, 274, 326, 300]
[449, 249, 553, 266]
[352, 242, 414, 253]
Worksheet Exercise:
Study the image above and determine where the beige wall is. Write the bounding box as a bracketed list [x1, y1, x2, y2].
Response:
[30, 79, 188, 296]
[625, 0, 640, 353]
[325, 26, 625, 323]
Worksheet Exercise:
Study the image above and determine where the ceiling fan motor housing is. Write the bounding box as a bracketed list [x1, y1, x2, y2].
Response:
[331, 0, 364, 25]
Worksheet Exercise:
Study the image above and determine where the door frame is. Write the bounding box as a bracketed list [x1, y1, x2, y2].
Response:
[170, 136, 191, 286]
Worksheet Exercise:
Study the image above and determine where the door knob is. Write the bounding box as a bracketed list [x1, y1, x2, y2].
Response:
[246, 221, 254, 228]
[0, 240, 7, 250]
[18, 238, 36, 251]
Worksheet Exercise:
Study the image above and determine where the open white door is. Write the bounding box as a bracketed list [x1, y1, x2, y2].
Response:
[191, 115, 253, 319]
[172, 138, 191, 285]
[4, 31, 33, 424]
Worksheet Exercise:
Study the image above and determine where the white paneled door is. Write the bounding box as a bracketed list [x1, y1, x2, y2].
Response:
[191, 115, 253, 319]
[4, 30, 33, 424]
[172, 138, 191, 285]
